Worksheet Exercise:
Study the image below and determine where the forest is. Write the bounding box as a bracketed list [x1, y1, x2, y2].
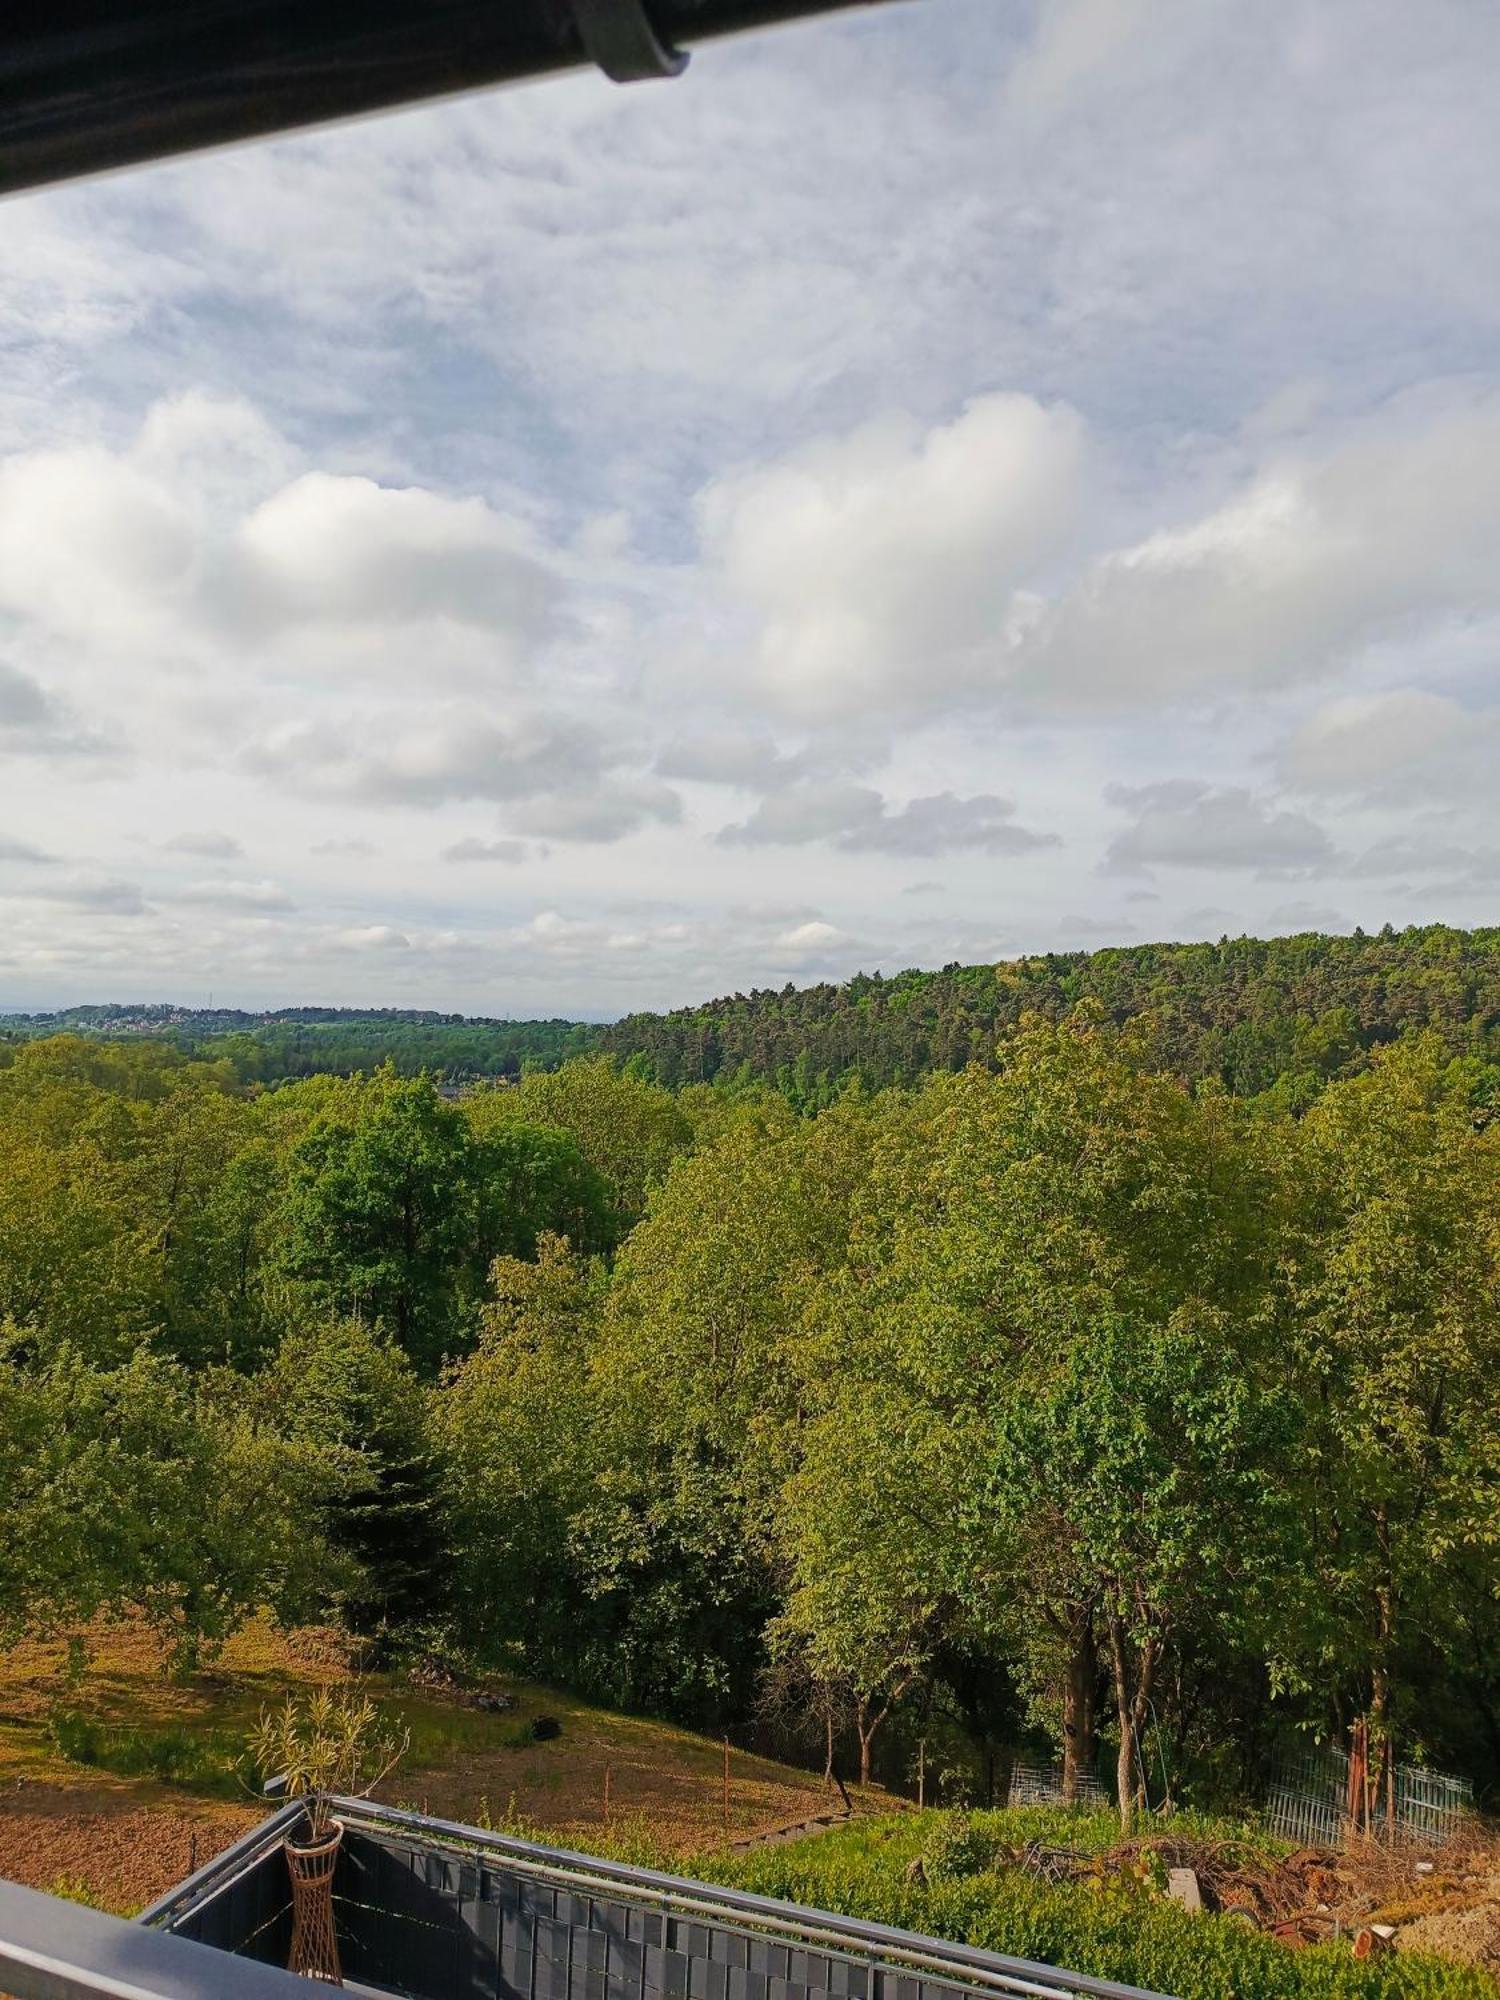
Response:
[599, 924, 1500, 1106]
[9, 924, 1500, 1105]
[0, 1004, 593, 1083]
[3, 958, 1499, 1827]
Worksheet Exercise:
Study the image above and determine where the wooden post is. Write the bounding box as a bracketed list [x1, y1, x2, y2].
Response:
[604, 1763, 613, 1825]
[917, 1740, 926, 1809]
[722, 1736, 731, 1828]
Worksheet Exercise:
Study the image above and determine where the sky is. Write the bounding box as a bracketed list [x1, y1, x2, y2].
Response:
[1, 0, 1499, 1019]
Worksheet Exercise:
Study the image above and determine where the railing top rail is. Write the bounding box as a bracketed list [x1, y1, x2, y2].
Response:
[135, 1799, 304, 1928]
[0, 1875, 316, 2000]
[317, 1795, 1178, 2000]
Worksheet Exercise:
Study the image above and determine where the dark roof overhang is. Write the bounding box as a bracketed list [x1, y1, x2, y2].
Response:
[1, 0, 905, 197]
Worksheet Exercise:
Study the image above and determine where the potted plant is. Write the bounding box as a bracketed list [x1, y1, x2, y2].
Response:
[250, 1684, 409, 1985]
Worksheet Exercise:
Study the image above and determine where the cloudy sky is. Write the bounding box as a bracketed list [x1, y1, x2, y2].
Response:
[2, 0, 1498, 1017]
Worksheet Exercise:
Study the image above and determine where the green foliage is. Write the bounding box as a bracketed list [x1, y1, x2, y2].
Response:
[249, 1684, 409, 1839]
[266, 1318, 450, 1654]
[3, 934, 1499, 1849]
[710, 1814, 1500, 2000]
[598, 924, 1500, 1104]
[47, 1709, 246, 1794]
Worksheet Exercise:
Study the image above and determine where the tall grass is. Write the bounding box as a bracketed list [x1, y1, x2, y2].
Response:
[46, 1709, 245, 1797]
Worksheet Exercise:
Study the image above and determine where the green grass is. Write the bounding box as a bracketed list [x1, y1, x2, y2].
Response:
[694, 1810, 1500, 2000]
[46, 1709, 248, 1798]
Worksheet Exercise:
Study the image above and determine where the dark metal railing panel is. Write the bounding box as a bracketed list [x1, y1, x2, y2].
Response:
[315, 1800, 1177, 2000]
[0, 1875, 318, 2000]
[135, 1797, 1178, 2000]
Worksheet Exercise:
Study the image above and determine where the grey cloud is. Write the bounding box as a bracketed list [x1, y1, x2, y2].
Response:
[505, 779, 681, 844]
[1270, 901, 1351, 934]
[443, 836, 529, 864]
[0, 658, 108, 759]
[0, 833, 56, 863]
[165, 830, 244, 859]
[243, 711, 608, 809]
[720, 785, 1059, 857]
[7, 875, 149, 915]
[0, 659, 52, 727]
[1105, 782, 1334, 874]
[172, 878, 297, 912]
[656, 730, 798, 790]
[1281, 690, 1500, 805]
[1344, 835, 1498, 884]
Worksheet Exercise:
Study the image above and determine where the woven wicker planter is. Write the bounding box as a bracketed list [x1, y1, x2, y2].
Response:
[285, 1816, 344, 1985]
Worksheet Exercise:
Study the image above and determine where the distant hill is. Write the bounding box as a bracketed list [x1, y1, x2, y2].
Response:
[0, 1003, 596, 1083]
[597, 924, 1500, 1107]
[9, 925, 1500, 1100]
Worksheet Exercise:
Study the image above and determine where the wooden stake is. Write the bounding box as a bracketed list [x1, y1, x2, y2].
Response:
[722, 1736, 731, 1827]
[604, 1763, 613, 1824]
[917, 1739, 926, 1810]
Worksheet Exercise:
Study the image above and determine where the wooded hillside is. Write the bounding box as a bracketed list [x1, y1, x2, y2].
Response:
[599, 925, 1500, 1105]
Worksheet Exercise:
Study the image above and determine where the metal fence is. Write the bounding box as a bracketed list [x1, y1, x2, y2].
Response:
[1005, 1761, 1111, 1812]
[1264, 1744, 1474, 1847]
[144, 1796, 1181, 2000]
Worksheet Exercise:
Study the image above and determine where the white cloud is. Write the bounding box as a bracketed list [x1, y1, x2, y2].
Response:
[235, 473, 559, 653]
[699, 394, 1086, 720]
[331, 925, 411, 952]
[1017, 391, 1500, 711]
[770, 919, 849, 967]
[2, 3, 1500, 1008]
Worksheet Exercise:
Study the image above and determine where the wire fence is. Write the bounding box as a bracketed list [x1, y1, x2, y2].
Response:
[1006, 1759, 1111, 1811]
[1265, 1743, 1474, 1847]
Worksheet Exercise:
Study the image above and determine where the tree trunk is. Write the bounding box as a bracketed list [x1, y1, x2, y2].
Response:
[1371, 1504, 1396, 1841]
[1105, 1602, 1157, 1832]
[1061, 1607, 1098, 1805]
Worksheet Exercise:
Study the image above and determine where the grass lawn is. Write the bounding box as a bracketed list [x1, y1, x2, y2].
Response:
[0, 1617, 860, 1912]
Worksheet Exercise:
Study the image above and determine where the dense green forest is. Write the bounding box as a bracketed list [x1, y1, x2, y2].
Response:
[0, 1005, 593, 1083]
[3, 1002, 1498, 1826]
[10, 926, 1500, 1107]
[600, 925, 1500, 1106]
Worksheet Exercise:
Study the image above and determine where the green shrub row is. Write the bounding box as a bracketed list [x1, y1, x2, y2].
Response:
[701, 1813, 1500, 2000]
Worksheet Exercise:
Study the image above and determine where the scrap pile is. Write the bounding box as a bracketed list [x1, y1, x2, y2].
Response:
[1004, 1831, 1500, 1967]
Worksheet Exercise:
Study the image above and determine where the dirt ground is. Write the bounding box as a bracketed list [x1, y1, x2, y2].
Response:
[0, 1619, 852, 1913]
[0, 1779, 258, 1914]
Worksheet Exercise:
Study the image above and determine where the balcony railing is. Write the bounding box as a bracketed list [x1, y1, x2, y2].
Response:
[2, 1797, 1179, 2000]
